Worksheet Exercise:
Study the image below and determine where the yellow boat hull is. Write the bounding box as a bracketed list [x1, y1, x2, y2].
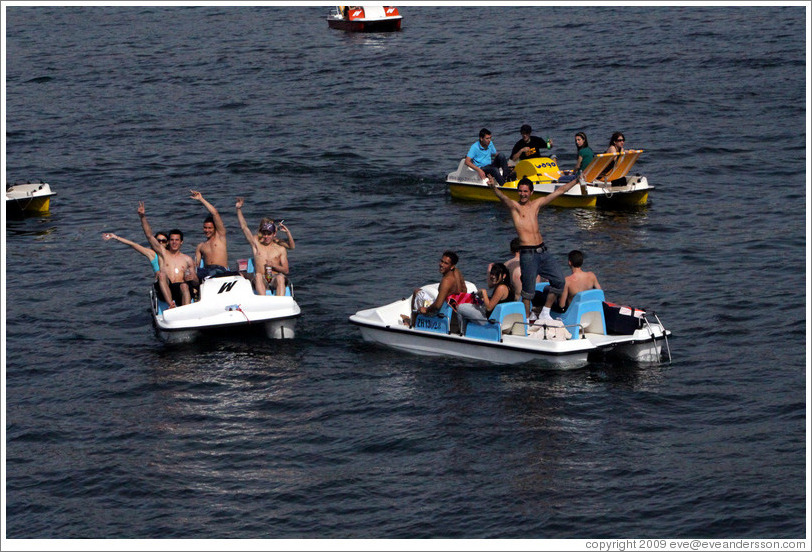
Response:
[7, 196, 51, 214]
[448, 182, 598, 208]
[6, 182, 56, 216]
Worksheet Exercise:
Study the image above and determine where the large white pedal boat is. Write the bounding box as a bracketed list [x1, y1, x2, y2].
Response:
[349, 282, 671, 369]
[150, 271, 300, 344]
[446, 150, 653, 208]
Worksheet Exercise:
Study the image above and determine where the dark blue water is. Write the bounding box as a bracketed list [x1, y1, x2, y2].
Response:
[4, 5, 807, 540]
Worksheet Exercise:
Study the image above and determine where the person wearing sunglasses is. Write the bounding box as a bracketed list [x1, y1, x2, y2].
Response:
[102, 230, 169, 278]
[598, 131, 627, 183]
[606, 131, 626, 155]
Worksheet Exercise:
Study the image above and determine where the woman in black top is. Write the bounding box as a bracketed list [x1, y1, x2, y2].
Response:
[456, 263, 514, 333]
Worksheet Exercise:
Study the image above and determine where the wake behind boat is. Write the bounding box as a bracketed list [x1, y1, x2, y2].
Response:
[446, 151, 653, 208]
[6, 180, 56, 216]
[151, 268, 300, 344]
[350, 282, 671, 369]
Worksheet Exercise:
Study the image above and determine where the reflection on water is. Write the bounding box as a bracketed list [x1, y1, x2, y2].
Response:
[4, 217, 57, 237]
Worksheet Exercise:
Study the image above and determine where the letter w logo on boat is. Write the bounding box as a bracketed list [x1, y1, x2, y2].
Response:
[218, 281, 237, 294]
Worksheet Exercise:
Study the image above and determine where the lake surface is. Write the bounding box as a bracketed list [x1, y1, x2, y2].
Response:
[3, 4, 808, 543]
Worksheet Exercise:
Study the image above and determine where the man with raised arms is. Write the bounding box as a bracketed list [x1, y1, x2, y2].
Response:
[138, 202, 198, 308]
[486, 174, 581, 320]
[191, 189, 229, 280]
[235, 197, 290, 296]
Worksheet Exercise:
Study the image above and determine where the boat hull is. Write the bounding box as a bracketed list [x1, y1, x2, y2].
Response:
[327, 18, 401, 32]
[150, 275, 301, 343]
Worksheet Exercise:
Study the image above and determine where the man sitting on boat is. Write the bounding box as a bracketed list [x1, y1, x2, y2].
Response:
[558, 250, 602, 311]
[191, 190, 229, 281]
[235, 197, 290, 296]
[138, 202, 198, 308]
[406, 250, 467, 327]
[509, 124, 552, 163]
[464, 128, 510, 185]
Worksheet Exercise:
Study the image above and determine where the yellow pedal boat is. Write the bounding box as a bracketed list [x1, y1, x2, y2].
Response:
[446, 150, 653, 208]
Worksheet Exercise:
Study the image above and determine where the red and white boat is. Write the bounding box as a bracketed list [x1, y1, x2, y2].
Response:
[327, 6, 402, 32]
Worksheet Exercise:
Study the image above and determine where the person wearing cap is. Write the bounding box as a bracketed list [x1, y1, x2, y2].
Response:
[235, 197, 290, 296]
[509, 124, 553, 163]
[464, 128, 510, 185]
[190, 189, 229, 281]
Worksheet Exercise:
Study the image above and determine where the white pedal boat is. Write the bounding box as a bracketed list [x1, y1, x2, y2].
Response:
[150, 272, 300, 344]
[349, 282, 671, 369]
[446, 150, 653, 208]
[6, 181, 56, 215]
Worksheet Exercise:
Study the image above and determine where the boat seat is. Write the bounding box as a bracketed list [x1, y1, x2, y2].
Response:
[551, 289, 607, 340]
[414, 302, 455, 334]
[600, 149, 643, 182]
[579, 153, 619, 183]
[463, 301, 528, 341]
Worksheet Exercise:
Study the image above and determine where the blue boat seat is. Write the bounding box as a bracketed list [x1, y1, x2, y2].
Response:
[414, 302, 454, 334]
[244, 258, 292, 296]
[463, 301, 528, 341]
[551, 289, 607, 339]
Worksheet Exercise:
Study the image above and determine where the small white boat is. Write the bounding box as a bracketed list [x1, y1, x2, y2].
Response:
[150, 272, 300, 344]
[446, 151, 653, 208]
[327, 6, 402, 32]
[349, 282, 671, 369]
[6, 181, 56, 215]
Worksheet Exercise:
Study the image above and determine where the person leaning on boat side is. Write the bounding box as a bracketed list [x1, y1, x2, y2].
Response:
[557, 249, 601, 311]
[235, 197, 290, 296]
[137, 202, 198, 308]
[407, 250, 467, 327]
[509, 124, 553, 164]
[464, 128, 510, 185]
[102, 230, 168, 278]
[456, 262, 514, 334]
[190, 190, 229, 280]
[486, 174, 580, 320]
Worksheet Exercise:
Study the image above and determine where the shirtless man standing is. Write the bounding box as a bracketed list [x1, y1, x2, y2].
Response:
[558, 250, 601, 310]
[138, 202, 198, 308]
[191, 190, 229, 280]
[235, 197, 290, 296]
[487, 175, 581, 320]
